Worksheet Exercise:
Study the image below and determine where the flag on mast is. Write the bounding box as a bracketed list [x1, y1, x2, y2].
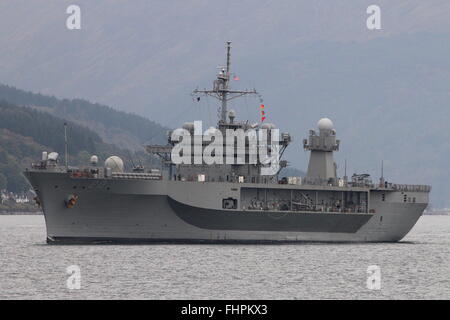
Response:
[260, 104, 266, 122]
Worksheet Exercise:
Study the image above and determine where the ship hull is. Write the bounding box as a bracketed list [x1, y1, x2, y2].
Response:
[25, 171, 427, 244]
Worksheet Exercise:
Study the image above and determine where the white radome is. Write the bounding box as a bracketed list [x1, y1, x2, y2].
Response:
[47, 152, 59, 161]
[104, 156, 124, 173]
[317, 118, 334, 130]
[90, 155, 99, 165]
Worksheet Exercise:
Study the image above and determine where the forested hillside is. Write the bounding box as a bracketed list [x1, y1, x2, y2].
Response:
[0, 100, 157, 192]
[0, 84, 167, 151]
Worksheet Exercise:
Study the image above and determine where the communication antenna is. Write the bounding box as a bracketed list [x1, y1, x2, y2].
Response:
[193, 41, 258, 124]
[64, 122, 68, 170]
[379, 160, 385, 187]
[343, 159, 348, 183]
[344, 159, 347, 176]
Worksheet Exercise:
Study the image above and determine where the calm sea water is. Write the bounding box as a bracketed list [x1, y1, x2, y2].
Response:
[0, 215, 448, 300]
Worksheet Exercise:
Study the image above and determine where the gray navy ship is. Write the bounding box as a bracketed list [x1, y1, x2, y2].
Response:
[24, 42, 431, 244]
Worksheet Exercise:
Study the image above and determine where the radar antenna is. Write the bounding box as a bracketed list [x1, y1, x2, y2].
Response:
[193, 41, 258, 124]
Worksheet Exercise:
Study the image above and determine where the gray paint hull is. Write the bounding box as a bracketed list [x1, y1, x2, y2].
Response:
[25, 171, 427, 244]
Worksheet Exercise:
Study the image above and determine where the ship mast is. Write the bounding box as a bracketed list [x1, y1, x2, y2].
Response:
[193, 41, 258, 124]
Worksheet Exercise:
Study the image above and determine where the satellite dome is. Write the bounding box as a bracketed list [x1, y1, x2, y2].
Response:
[228, 109, 236, 118]
[104, 156, 124, 173]
[90, 155, 99, 165]
[317, 118, 333, 131]
[47, 152, 59, 161]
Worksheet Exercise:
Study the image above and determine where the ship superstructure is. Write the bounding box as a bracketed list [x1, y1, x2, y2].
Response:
[24, 42, 430, 243]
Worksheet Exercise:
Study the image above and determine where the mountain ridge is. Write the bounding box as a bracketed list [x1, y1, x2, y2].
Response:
[0, 84, 168, 151]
